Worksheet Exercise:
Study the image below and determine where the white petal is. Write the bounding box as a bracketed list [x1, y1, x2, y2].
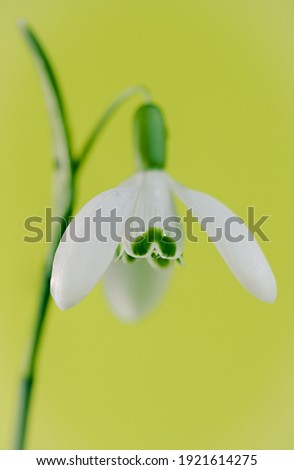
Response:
[169, 177, 277, 303]
[123, 170, 183, 259]
[51, 176, 141, 310]
[103, 258, 173, 322]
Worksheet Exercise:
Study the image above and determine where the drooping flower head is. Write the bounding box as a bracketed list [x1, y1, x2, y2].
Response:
[51, 102, 277, 321]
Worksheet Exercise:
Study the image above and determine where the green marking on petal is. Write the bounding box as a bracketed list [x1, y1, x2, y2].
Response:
[153, 257, 170, 268]
[151, 251, 170, 268]
[159, 235, 176, 258]
[115, 244, 123, 258]
[125, 254, 136, 263]
[132, 233, 151, 256]
[132, 227, 177, 258]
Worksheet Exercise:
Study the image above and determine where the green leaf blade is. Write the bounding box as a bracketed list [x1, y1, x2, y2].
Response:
[18, 20, 74, 214]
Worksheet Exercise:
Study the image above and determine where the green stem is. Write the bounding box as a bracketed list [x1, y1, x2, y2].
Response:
[14, 203, 74, 450]
[13, 257, 53, 450]
[14, 81, 151, 448]
[76, 85, 151, 170]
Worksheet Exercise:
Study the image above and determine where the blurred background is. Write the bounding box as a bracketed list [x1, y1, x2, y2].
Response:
[1, 0, 294, 450]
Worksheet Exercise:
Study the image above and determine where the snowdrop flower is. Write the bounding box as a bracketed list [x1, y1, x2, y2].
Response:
[51, 104, 277, 321]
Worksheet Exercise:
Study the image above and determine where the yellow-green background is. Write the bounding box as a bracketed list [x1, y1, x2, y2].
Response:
[0, 0, 293, 450]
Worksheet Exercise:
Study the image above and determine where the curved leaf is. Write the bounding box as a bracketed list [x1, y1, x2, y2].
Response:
[18, 20, 73, 215]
